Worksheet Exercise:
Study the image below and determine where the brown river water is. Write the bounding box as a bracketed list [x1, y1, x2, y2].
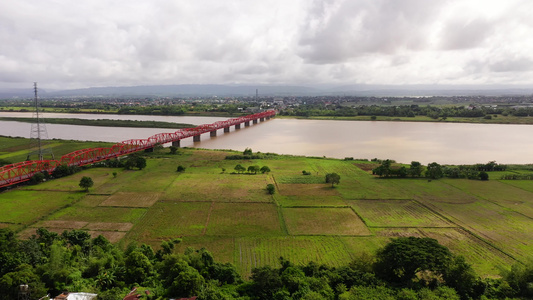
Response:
[1, 112, 532, 164]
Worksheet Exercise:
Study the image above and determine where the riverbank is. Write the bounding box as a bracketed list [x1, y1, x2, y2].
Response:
[278, 114, 533, 125]
[4, 106, 533, 125]
[0, 117, 196, 129]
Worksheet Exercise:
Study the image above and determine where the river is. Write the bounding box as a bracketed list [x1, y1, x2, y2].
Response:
[1, 112, 532, 165]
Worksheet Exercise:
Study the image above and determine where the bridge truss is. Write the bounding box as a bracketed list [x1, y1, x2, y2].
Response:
[0, 110, 276, 189]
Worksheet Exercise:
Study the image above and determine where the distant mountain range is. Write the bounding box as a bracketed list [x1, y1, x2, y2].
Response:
[1, 84, 533, 98]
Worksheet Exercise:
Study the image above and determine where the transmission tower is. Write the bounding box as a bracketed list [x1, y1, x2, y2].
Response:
[29, 82, 54, 161]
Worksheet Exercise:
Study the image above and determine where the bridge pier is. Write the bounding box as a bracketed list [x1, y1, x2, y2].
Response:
[210, 130, 217, 137]
[172, 140, 181, 148]
[224, 127, 230, 133]
[193, 135, 201, 142]
[260, 117, 265, 122]
[235, 124, 241, 129]
[244, 121, 250, 127]
[253, 119, 258, 124]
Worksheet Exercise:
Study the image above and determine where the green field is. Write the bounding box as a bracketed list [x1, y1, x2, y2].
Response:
[1, 144, 532, 278]
[0, 135, 114, 163]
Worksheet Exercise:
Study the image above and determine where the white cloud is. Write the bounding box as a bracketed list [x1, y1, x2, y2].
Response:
[0, 0, 532, 89]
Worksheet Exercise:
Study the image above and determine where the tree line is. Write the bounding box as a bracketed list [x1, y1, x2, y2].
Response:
[280, 104, 533, 119]
[372, 160, 504, 180]
[0, 229, 531, 299]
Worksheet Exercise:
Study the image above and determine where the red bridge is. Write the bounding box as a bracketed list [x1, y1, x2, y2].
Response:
[0, 110, 276, 189]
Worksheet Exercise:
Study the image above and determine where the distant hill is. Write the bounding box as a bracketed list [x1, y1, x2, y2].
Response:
[1, 84, 533, 98]
[47, 85, 322, 97]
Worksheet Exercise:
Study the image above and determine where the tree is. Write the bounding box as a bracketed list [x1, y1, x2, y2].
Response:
[124, 155, 146, 170]
[425, 162, 443, 179]
[135, 156, 147, 170]
[375, 237, 453, 284]
[325, 173, 341, 187]
[79, 176, 93, 191]
[177, 165, 186, 172]
[234, 164, 246, 173]
[61, 229, 91, 247]
[372, 159, 392, 177]
[243, 148, 253, 155]
[409, 161, 423, 177]
[260, 166, 271, 174]
[479, 171, 489, 181]
[169, 146, 178, 154]
[30, 172, 45, 185]
[124, 250, 153, 285]
[443, 256, 479, 299]
[266, 184, 275, 195]
[248, 165, 260, 174]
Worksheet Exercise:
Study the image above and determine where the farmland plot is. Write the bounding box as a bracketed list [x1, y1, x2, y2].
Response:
[444, 179, 533, 218]
[277, 183, 341, 196]
[21, 168, 115, 192]
[206, 203, 281, 236]
[337, 176, 413, 200]
[21, 221, 133, 243]
[96, 160, 178, 193]
[275, 175, 325, 184]
[127, 201, 210, 242]
[162, 173, 273, 202]
[100, 192, 160, 207]
[500, 179, 533, 193]
[235, 236, 354, 277]
[392, 179, 478, 203]
[283, 207, 371, 236]
[306, 159, 360, 175]
[0, 190, 84, 225]
[47, 205, 146, 223]
[419, 198, 533, 262]
[276, 195, 346, 207]
[348, 200, 453, 227]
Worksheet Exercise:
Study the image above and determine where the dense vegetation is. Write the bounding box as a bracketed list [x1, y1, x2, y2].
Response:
[4, 95, 533, 124]
[1, 229, 532, 300]
[372, 160, 504, 180]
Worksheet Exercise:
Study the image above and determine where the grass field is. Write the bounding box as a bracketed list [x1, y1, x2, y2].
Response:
[283, 207, 371, 236]
[1, 143, 532, 278]
[0, 136, 114, 163]
[443, 179, 533, 218]
[162, 173, 273, 202]
[235, 236, 355, 277]
[348, 200, 453, 227]
[126, 201, 211, 242]
[206, 203, 282, 236]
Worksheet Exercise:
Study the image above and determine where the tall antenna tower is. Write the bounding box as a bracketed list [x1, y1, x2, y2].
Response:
[29, 82, 54, 161]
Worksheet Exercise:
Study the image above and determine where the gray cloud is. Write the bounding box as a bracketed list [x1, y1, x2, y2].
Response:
[438, 18, 494, 50]
[298, 0, 446, 63]
[490, 57, 533, 73]
[0, 0, 533, 89]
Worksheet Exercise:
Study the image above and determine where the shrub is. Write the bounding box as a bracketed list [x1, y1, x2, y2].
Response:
[479, 171, 489, 181]
[266, 184, 275, 195]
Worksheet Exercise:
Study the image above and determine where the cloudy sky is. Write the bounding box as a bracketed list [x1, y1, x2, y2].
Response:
[1, 0, 533, 90]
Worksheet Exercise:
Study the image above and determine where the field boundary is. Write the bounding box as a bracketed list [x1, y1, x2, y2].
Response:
[202, 201, 215, 235]
[414, 199, 519, 262]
